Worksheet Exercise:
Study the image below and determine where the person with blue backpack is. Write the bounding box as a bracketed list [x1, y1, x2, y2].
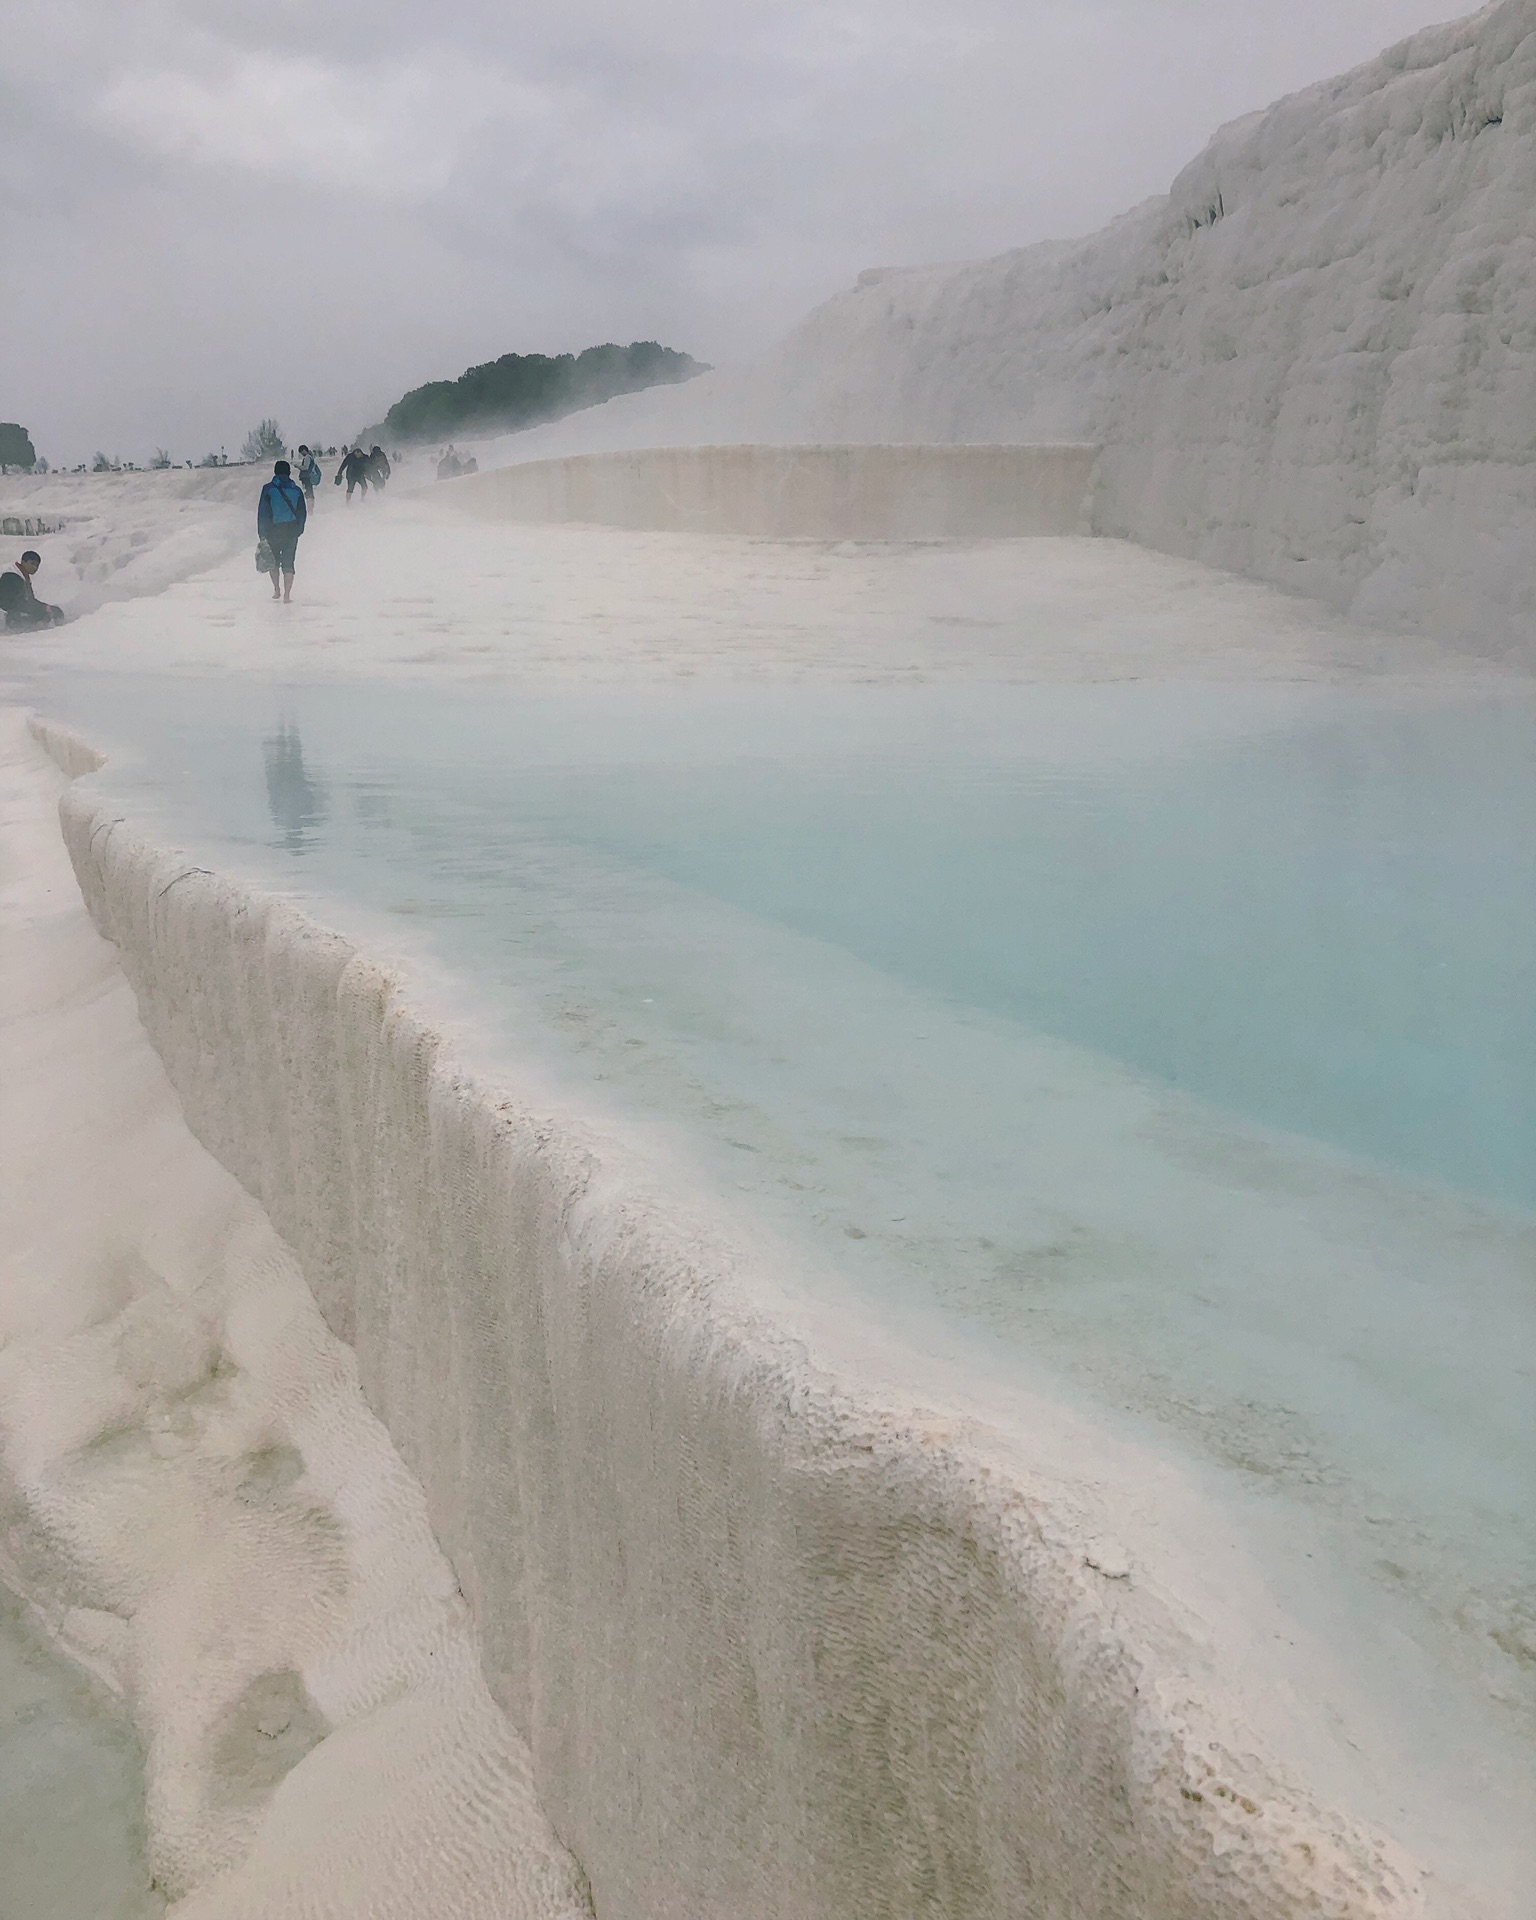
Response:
[296, 445, 322, 505]
[257, 459, 307, 603]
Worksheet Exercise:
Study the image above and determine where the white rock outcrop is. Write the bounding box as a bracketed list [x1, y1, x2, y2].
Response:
[494, 0, 1535, 657]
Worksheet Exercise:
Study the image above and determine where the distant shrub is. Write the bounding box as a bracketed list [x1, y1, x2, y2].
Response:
[92, 451, 115, 472]
[150, 448, 173, 469]
[369, 341, 708, 445]
[240, 418, 286, 462]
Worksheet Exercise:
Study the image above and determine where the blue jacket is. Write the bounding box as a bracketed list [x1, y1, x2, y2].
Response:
[258, 476, 307, 537]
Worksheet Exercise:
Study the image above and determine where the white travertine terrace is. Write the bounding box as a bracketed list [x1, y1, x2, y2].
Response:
[0, 467, 252, 615]
[32, 721, 1436, 1920]
[3, 5, 1532, 1911]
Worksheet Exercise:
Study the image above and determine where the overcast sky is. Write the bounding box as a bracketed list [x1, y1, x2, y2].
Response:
[2, 0, 1463, 465]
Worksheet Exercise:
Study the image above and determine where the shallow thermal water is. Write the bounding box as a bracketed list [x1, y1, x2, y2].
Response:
[0, 1586, 161, 1920]
[48, 675, 1536, 1199]
[33, 669, 1536, 1851]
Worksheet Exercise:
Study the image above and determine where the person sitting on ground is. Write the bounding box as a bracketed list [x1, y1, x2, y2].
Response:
[334, 445, 371, 503]
[296, 445, 322, 506]
[368, 444, 391, 490]
[0, 550, 65, 629]
[257, 459, 307, 603]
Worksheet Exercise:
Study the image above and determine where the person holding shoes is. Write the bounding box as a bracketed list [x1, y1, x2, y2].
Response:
[257, 458, 307, 603]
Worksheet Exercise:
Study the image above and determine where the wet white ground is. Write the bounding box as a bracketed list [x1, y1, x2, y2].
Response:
[0, 464, 1487, 693]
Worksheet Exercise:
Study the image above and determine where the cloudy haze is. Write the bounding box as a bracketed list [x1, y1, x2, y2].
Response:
[2, 0, 1464, 465]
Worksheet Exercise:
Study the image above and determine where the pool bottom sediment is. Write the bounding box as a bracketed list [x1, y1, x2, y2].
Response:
[0, 1584, 160, 1920]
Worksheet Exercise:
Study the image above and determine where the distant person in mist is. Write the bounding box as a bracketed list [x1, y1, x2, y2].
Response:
[296, 445, 322, 506]
[335, 446, 371, 503]
[368, 445, 391, 490]
[257, 459, 307, 603]
[0, 550, 65, 628]
[437, 444, 461, 480]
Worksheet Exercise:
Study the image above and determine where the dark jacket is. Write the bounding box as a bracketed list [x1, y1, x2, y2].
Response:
[0, 565, 60, 628]
[335, 449, 371, 487]
[257, 476, 308, 537]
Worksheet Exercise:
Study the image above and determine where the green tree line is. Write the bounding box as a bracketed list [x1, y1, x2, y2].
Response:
[370, 340, 706, 444]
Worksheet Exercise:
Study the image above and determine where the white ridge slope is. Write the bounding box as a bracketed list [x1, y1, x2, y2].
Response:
[489, 0, 1535, 658]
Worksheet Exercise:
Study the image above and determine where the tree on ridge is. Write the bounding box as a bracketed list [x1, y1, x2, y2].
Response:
[371, 342, 707, 444]
[0, 423, 37, 472]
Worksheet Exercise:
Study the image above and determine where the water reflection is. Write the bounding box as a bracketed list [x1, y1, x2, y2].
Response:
[262, 720, 328, 853]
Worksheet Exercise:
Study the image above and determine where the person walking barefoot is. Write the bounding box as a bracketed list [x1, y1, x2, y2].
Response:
[335, 446, 371, 503]
[257, 458, 307, 603]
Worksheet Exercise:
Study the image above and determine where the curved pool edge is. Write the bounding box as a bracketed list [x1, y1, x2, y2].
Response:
[36, 712, 1431, 1920]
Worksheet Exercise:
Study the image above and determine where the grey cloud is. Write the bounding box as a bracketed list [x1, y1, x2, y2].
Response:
[2, 0, 1462, 465]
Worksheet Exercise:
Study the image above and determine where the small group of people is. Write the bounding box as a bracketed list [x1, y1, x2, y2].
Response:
[435, 444, 478, 480]
[335, 444, 391, 502]
[0, 550, 65, 629]
[5, 438, 407, 626]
